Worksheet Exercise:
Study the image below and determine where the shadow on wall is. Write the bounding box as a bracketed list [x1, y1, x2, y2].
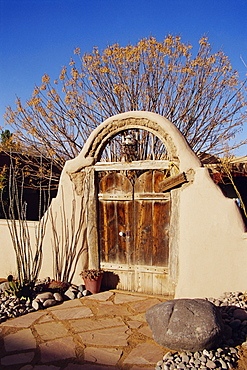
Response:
[217, 177, 247, 230]
[101, 271, 120, 291]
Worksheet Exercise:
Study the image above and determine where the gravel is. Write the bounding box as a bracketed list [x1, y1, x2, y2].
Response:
[0, 294, 35, 322]
[156, 291, 247, 370]
[0, 278, 90, 323]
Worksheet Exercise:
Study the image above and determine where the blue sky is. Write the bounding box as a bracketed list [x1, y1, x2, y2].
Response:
[0, 0, 247, 155]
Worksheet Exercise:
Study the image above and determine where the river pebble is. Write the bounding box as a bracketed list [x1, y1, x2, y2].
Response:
[155, 347, 239, 370]
[0, 278, 91, 322]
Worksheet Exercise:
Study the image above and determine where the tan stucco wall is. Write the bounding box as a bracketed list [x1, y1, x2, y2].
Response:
[43, 111, 247, 297]
[1, 111, 247, 297]
[0, 217, 84, 285]
[0, 220, 17, 277]
[0, 220, 54, 279]
[175, 167, 247, 298]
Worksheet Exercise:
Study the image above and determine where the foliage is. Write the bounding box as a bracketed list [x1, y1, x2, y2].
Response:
[4, 279, 34, 299]
[80, 269, 104, 280]
[4, 35, 247, 169]
[0, 129, 20, 151]
[0, 165, 7, 190]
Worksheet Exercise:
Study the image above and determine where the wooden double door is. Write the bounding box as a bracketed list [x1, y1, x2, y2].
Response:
[98, 170, 171, 294]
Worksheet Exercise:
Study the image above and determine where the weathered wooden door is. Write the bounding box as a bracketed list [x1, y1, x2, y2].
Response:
[98, 170, 171, 294]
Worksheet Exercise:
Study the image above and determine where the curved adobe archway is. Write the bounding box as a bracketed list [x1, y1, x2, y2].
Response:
[44, 111, 247, 298]
[65, 111, 201, 175]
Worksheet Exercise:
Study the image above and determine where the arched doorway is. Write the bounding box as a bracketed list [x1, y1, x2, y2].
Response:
[94, 128, 178, 294]
[65, 112, 201, 295]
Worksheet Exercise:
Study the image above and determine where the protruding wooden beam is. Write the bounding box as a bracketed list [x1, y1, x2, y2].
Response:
[159, 172, 187, 192]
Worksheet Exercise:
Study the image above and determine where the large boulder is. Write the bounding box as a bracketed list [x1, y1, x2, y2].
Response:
[146, 299, 223, 352]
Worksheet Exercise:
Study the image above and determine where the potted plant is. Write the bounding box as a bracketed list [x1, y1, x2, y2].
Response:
[80, 269, 104, 294]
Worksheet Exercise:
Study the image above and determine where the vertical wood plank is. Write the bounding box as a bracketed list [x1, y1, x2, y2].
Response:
[99, 173, 133, 265]
[134, 170, 170, 267]
[98, 169, 171, 295]
[85, 168, 99, 269]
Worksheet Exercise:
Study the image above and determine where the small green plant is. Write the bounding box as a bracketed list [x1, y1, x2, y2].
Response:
[5, 279, 34, 299]
[80, 269, 104, 280]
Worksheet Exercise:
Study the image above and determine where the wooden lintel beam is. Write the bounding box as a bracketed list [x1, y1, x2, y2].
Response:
[94, 160, 174, 171]
[159, 172, 187, 192]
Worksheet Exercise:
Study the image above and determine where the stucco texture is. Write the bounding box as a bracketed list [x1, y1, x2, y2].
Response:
[1, 112, 246, 298]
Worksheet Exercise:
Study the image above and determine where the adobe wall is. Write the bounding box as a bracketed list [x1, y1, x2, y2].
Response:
[51, 111, 247, 297]
[1, 111, 246, 297]
[0, 220, 54, 280]
[175, 167, 247, 298]
[0, 220, 17, 276]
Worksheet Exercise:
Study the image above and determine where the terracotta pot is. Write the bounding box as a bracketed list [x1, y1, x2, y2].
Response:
[84, 274, 103, 294]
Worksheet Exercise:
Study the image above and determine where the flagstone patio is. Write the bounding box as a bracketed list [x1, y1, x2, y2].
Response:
[0, 290, 171, 369]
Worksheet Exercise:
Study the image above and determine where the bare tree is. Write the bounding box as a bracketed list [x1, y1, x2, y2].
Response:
[4, 35, 247, 171]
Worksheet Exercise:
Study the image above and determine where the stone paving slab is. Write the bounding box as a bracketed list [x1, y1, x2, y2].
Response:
[84, 347, 123, 366]
[47, 299, 84, 309]
[69, 316, 126, 332]
[128, 298, 161, 313]
[138, 325, 153, 338]
[50, 305, 93, 320]
[37, 313, 56, 324]
[0, 310, 46, 328]
[1, 351, 35, 366]
[78, 325, 130, 346]
[130, 367, 157, 370]
[123, 342, 164, 365]
[93, 302, 132, 316]
[4, 328, 36, 352]
[113, 293, 147, 305]
[34, 321, 70, 340]
[0, 290, 166, 369]
[126, 320, 142, 329]
[39, 337, 77, 363]
[85, 291, 114, 301]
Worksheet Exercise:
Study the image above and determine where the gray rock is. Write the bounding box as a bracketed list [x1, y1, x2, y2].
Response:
[68, 285, 78, 293]
[146, 299, 223, 352]
[36, 292, 54, 302]
[217, 358, 228, 369]
[78, 284, 85, 293]
[229, 319, 241, 329]
[43, 298, 57, 308]
[181, 353, 189, 363]
[233, 308, 247, 321]
[53, 292, 63, 302]
[229, 347, 238, 354]
[32, 299, 40, 310]
[64, 289, 76, 300]
[163, 352, 172, 360]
